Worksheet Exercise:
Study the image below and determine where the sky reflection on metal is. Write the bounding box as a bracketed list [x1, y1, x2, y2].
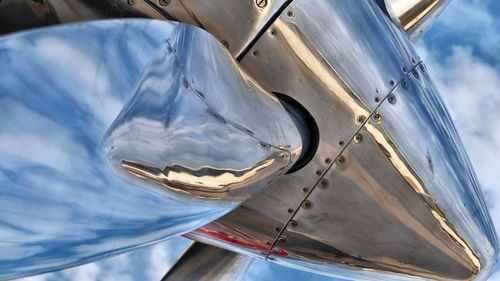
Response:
[8, 0, 500, 280]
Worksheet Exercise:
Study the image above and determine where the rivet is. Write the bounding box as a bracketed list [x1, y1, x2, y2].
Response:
[402, 79, 409, 89]
[412, 69, 420, 79]
[287, 208, 294, 213]
[403, 66, 407, 72]
[302, 200, 312, 209]
[265, 241, 272, 246]
[315, 170, 322, 176]
[324, 158, 332, 164]
[256, 0, 267, 8]
[338, 140, 345, 147]
[274, 226, 281, 233]
[389, 80, 395, 86]
[353, 134, 363, 144]
[336, 156, 345, 165]
[220, 40, 229, 49]
[319, 179, 329, 189]
[259, 142, 270, 149]
[287, 10, 294, 17]
[356, 116, 366, 124]
[182, 77, 189, 89]
[289, 220, 298, 227]
[269, 29, 276, 36]
[388, 94, 397, 104]
[375, 96, 380, 103]
[127, 0, 135, 4]
[252, 49, 259, 56]
[158, 0, 170, 6]
[278, 236, 288, 244]
[412, 58, 416, 64]
[302, 187, 309, 193]
[373, 112, 381, 122]
[420, 64, 425, 72]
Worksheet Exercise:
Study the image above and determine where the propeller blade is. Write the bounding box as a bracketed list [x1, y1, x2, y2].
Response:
[162, 242, 252, 281]
[0, 20, 232, 280]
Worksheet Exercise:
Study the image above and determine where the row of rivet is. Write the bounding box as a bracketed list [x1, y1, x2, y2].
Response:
[269, 65, 424, 248]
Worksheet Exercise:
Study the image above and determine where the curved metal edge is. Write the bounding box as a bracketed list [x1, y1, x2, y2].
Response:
[0, 19, 238, 281]
[103, 23, 302, 203]
[382, 0, 453, 42]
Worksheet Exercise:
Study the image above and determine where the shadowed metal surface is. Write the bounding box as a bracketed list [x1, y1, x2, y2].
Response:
[271, 64, 497, 281]
[103, 23, 302, 202]
[187, 0, 420, 259]
[0, 0, 289, 58]
[184, 1, 498, 280]
[162, 243, 252, 281]
[0, 20, 236, 280]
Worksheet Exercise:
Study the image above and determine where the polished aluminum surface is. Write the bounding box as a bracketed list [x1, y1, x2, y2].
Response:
[103, 23, 302, 202]
[0, 20, 236, 280]
[186, 1, 498, 280]
[150, 0, 289, 57]
[189, 0, 421, 261]
[384, 0, 453, 41]
[162, 242, 252, 281]
[0, 0, 289, 57]
[272, 64, 497, 281]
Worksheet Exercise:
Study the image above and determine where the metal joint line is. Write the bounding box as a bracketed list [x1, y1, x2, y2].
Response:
[236, 0, 294, 61]
[164, 38, 295, 166]
[265, 61, 424, 259]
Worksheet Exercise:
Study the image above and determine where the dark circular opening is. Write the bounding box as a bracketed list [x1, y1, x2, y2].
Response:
[274, 93, 319, 174]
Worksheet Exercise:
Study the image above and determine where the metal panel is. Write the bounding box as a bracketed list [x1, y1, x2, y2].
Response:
[103, 23, 302, 202]
[271, 64, 497, 281]
[188, 0, 422, 261]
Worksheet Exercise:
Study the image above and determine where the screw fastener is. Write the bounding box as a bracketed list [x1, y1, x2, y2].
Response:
[256, 0, 267, 8]
[159, 0, 170, 6]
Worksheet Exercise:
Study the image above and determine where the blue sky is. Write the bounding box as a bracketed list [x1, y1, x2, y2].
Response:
[19, 0, 500, 280]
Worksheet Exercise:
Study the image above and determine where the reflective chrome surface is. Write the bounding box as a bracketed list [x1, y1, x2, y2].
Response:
[103, 23, 302, 202]
[0, 20, 236, 280]
[189, 0, 421, 262]
[151, 0, 289, 58]
[272, 64, 497, 281]
[384, 0, 453, 41]
[0, 0, 289, 57]
[185, 1, 498, 280]
[162, 242, 252, 281]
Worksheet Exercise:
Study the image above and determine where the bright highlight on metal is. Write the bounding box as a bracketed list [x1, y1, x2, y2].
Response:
[0, 0, 497, 281]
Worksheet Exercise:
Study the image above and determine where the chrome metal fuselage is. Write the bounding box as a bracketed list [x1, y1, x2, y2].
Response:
[0, 0, 497, 281]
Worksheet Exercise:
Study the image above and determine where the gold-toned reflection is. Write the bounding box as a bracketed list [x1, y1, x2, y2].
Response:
[274, 20, 370, 120]
[121, 157, 282, 199]
[362, 120, 481, 277]
[387, 0, 442, 31]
